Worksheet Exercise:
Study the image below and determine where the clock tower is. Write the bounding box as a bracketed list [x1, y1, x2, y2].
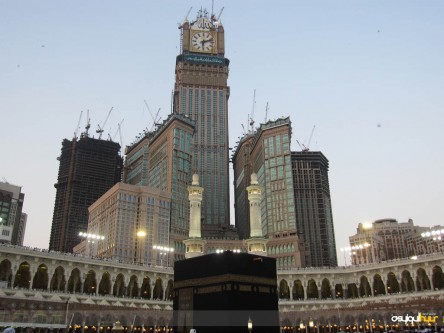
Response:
[173, 8, 230, 233]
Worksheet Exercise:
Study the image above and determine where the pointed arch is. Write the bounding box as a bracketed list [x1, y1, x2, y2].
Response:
[127, 275, 139, 298]
[165, 279, 174, 300]
[432, 265, 444, 290]
[359, 276, 371, 297]
[32, 264, 49, 290]
[416, 268, 431, 291]
[113, 273, 125, 297]
[13, 262, 31, 289]
[67, 268, 81, 293]
[347, 283, 359, 299]
[153, 277, 163, 300]
[98, 272, 111, 295]
[306, 279, 318, 299]
[373, 274, 385, 296]
[0, 259, 12, 287]
[386, 272, 400, 294]
[292, 279, 304, 300]
[400, 270, 415, 292]
[278, 279, 290, 299]
[141, 276, 151, 299]
[320, 278, 332, 299]
[83, 270, 97, 294]
[334, 284, 344, 299]
[50, 266, 66, 292]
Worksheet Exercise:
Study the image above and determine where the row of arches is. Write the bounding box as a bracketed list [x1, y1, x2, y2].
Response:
[0, 260, 173, 300]
[278, 266, 444, 300]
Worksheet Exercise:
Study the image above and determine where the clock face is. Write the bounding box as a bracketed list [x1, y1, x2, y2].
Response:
[191, 31, 215, 53]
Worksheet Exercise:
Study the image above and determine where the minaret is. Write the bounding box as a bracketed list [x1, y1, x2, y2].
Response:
[245, 173, 268, 256]
[183, 174, 206, 259]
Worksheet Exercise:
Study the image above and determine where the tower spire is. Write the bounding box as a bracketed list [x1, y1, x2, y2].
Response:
[245, 173, 268, 256]
[184, 174, 206, 258]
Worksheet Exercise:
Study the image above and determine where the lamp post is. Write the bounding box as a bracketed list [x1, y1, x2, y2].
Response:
[136, 231, 146, 264]
[152, 245, 174, 267]
[248, 317, 253, 333]
[309, 318, 314, 333]
[78, 232, 105, 257]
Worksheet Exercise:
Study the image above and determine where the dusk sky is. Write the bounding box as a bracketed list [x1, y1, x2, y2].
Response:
[1, 1, 443, 265]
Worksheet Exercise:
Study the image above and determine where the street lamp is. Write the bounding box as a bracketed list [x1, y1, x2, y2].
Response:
[78, 232, 105, 257]
[136, 231, 147, 264]
[248, 317, 253, 333]
[152, 245, 174, 267]
[309, 318, 314, 333]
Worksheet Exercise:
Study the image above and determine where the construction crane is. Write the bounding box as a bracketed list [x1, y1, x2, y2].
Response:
[144, 100, 162, 131]
[96, 107, 113, 140]
[84, 109, 91, 137]
[112, 119, 124, 142]
[73, 110, 83, 140]
[297, 125, 316, 152]
[212, 6, 224, 25]
[249, 89, 256, 133]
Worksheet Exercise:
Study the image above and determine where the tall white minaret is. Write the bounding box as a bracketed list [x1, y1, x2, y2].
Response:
[245, 173, 268, 256]
[183, 174, 206, 259]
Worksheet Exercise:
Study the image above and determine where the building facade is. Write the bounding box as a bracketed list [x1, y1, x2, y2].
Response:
[49, 136, 123, 253]
[232, 134, 255, 240]
[249, 118, 303, 269]
[0, 181, 25, 245]
[80, 182, 171, 266]
[291, 151, 337, 267]
[123, 114, 195, 261]
[173, 9, 231, 233]
[347, 218, 443, 265]
[1, 244, 444, 331]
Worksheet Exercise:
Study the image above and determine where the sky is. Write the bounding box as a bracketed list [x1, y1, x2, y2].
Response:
[1, 1, 443, 265]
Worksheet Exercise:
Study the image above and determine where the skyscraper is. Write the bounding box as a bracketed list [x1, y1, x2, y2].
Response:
[124, 113, 195, 261]
[49, 136, 122, 253]
[292, 151, 337, 267]
[173, 9, 230, 234]
[0, 181, 25, 245]
[234, 118, 304, 269]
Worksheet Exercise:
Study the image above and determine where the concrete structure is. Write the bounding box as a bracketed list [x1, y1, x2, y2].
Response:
[291, 151, 337, 267]
[75, 182, 171, 266]
[1, 244, 444, 330]
[49, 136, 122, 253]
[124, 113, 195, 262]
[347, 218, 443, 265]
[0, 181, 25, 245]
[173, 9, 231, 234]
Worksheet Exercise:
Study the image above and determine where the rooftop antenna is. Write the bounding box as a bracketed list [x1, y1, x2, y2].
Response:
[249, 89, 256, 132]
[264, 102, 269, 123]
[241, 124, 246, 135]
[74, 110, 83, 140]
[96, 107, 113, 140]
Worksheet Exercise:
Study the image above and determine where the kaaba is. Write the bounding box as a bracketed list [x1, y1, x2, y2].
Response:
[173, 251, 280, 333]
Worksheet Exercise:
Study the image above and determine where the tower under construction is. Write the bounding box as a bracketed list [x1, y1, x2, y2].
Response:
[49, 135, 122, 253]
